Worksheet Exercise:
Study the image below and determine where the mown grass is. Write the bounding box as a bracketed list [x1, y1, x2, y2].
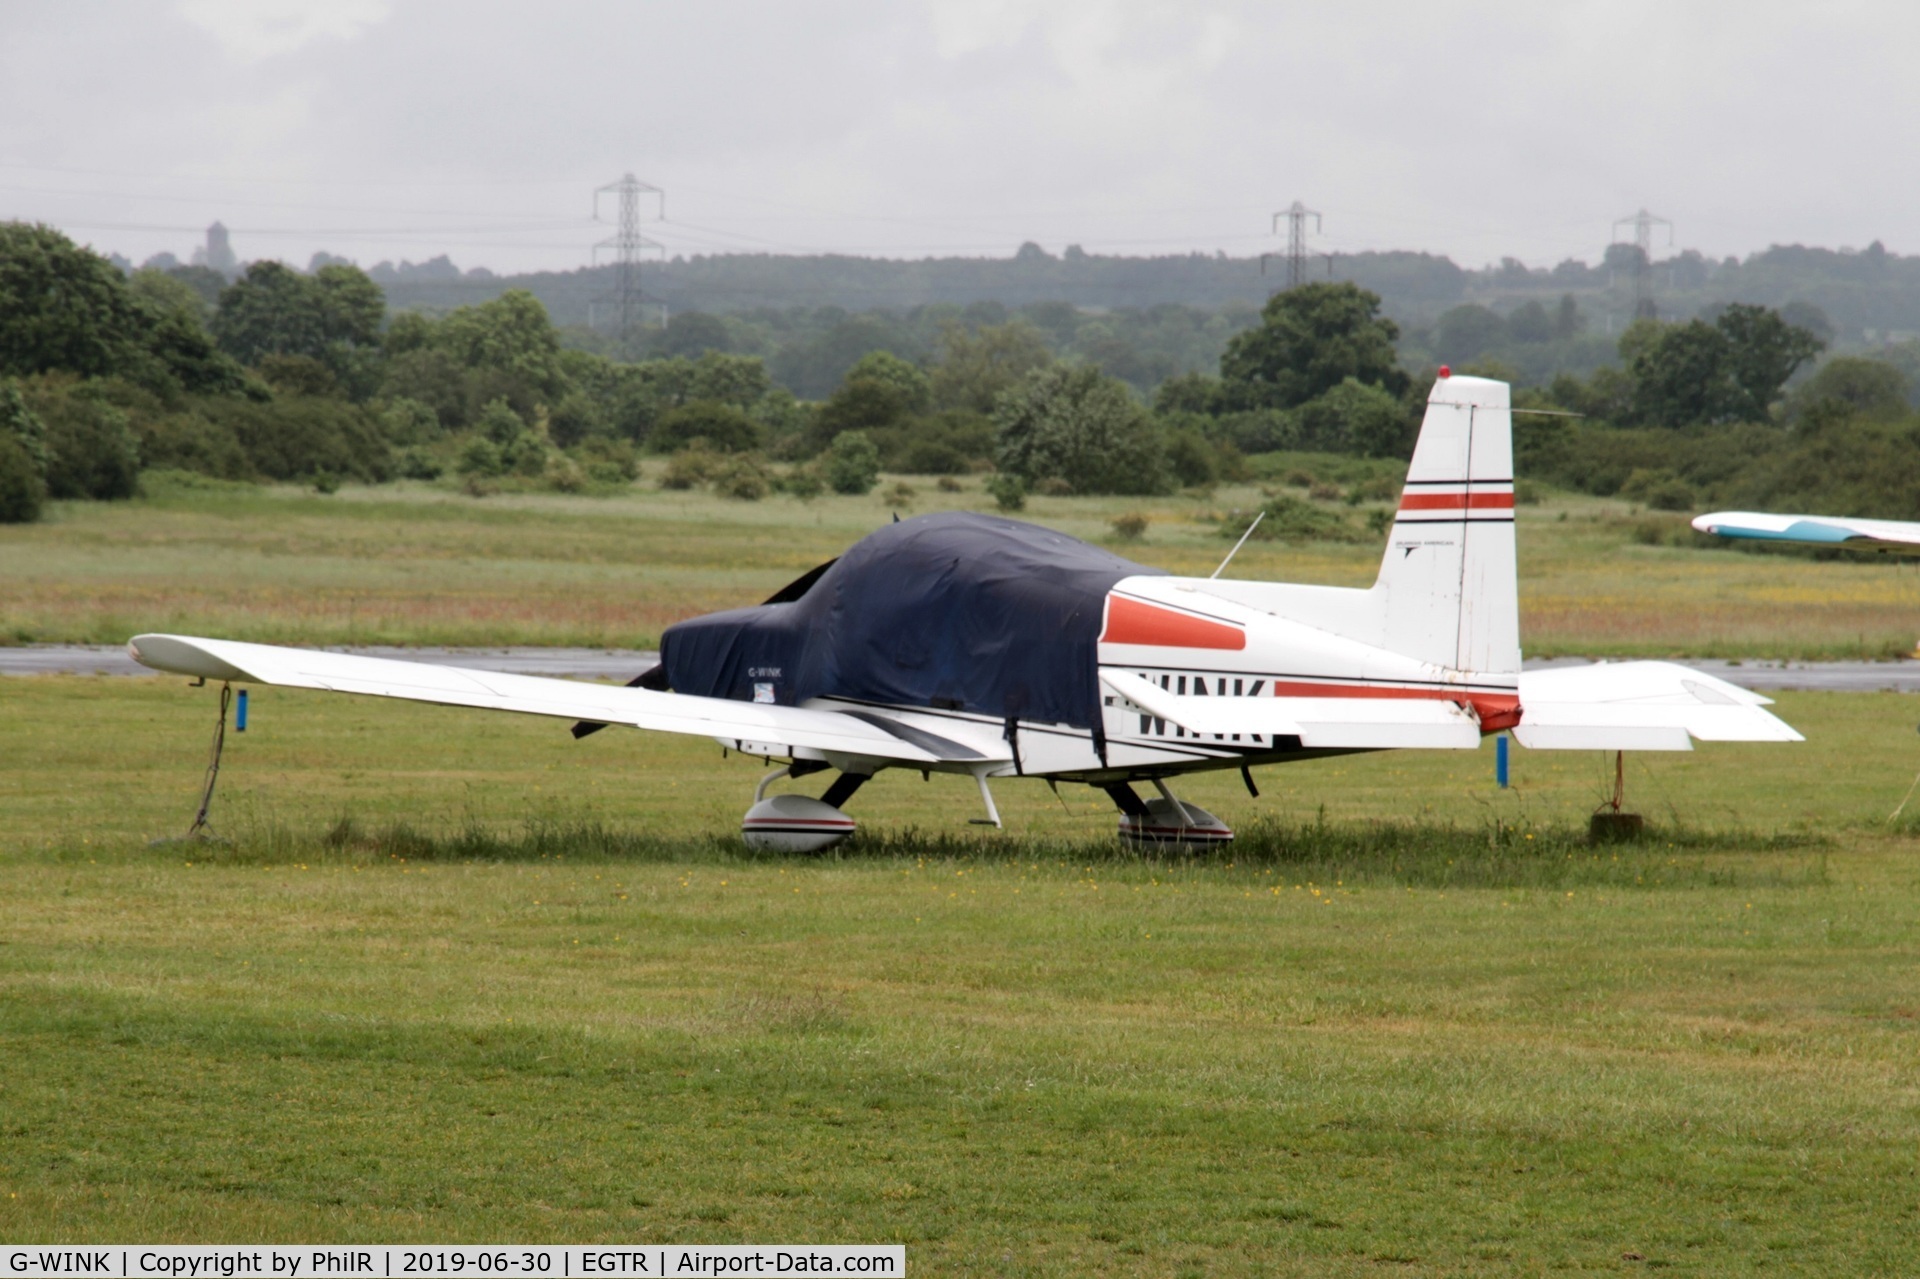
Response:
[3, 676, 1919, 1271]
[7, 467, 1920, 655]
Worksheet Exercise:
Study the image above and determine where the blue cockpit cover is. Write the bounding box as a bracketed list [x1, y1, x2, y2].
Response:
[659, 512, 1161, 730]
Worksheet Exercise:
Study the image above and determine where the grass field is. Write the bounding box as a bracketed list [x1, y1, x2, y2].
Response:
[4, 676, 1920, 1272]
[6, 471, 1920, 1271]
[6, 466, 1920, 657]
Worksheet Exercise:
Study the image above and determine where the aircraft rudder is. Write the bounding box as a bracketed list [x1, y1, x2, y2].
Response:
[1372, 373, 1520, 674]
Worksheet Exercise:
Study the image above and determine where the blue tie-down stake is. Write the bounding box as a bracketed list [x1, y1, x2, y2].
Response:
[1495, 733, 1509, 788]
[236, 688, 249, 733]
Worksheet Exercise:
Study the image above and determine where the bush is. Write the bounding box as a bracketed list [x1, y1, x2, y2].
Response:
[712, 454, 772, 501]
[33, 388, 140, 500]
[660, 447, 719, 491]
[501, 431, 549, 477]
[396, 447, 444, 480]
[456, 436, 505, 477]
[135, 410, 250, 480]
[197, 396, 393, 482]
[1619, 467, 1694, 511]
[1165, 429, 1218, 488]
[575, 435, 639, 483]
[0, 433, 45, 522]
[984, 473, 1027, 511]
[1294, 377, 1414, 457]
[936, 475, 964, 493]
[1227, 494, 1365, 543]
[897, 440, 971, 475]
[882, 480, 916, 507]
[1110, 511, 1149, 541]
[256, 354, 339, 399]
[780, 465, 825, 500]
[379, 397, 441, 445]
[1342, 473, 1397, 505]
[543, 454, 587, 493]
[824, 430, 881, 495]
[654, 400, 763, 454]
[547, 391, 608, 447]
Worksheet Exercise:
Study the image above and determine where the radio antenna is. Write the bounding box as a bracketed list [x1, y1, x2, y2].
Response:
[1211, 511, 1266, 579]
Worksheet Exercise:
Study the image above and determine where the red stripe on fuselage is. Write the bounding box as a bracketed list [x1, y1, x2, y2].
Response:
[1266, 680, 1521, 732]
[1397, 492, 1515, 511]
[1100, 596, 1246, 650]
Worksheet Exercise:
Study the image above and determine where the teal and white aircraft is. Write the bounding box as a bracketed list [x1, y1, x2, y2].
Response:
[1693, 511, 1920, 550]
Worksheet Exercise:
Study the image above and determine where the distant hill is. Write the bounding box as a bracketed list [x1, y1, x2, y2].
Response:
[362, 240, 1920, 361]
[375, 247, 1469, 326]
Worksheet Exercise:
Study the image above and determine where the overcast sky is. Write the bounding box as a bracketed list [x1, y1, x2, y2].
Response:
[3, 1, 1914, 277]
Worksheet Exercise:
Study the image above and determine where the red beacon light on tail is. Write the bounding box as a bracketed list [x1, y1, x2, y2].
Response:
[1438, 365, 1451, 378]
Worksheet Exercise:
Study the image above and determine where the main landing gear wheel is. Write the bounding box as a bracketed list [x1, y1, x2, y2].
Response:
[1106, 779, 1234, 849]
[741, 766, 863, 852]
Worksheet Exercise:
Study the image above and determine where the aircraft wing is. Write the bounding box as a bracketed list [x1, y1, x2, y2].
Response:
[127, 633, 1002, 766]
[1100, 670, 1483, 749]
[1513, 661, 1804, 751]
[1692, 509, 1920, 549]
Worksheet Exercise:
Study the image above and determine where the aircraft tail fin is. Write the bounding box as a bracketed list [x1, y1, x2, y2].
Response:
[1372, 374, 1520, 675]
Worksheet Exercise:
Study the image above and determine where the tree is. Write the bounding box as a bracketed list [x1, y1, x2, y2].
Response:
[992, 364, 1169, 496]
[0, 222, 247, 396]
[212, 262, 330, 366]
[684, 352, 772, 408]
[1219, 282, 1407, 411]
[1553, 294, 1584, 341]
[808, 377, 914, 454]
[128, 269, 211, 325]
[1716, 303, 1824, 418]
[432, 289, 565, 402]
[313, 265, 384, 352]
[1626, 305, 1824, 427]
[0, 379, 50, 477]
[843, 350, 931, 413]
[0, 222, 148, 381]
[652, 311, 731, 359]
[1787, 357, 1908, 427]
[1506, 300, 1553, 344]
[930, 321, 1054, 414]
[212, 260, 386, 394]
[0, 433, 44, 523]
[1152, 371, 1224, 416]
[1626, 320, 1742, 427]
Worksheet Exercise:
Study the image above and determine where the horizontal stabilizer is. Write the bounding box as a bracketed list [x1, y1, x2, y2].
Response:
[1514, 661, 1803, 751]
[128, 633, 1004, 766]
[1101, 669, 1482, 749]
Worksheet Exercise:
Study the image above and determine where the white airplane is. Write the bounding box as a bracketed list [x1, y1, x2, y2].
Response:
[130, 374, 1800, 851]
[1693, 510, 1920, 550]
